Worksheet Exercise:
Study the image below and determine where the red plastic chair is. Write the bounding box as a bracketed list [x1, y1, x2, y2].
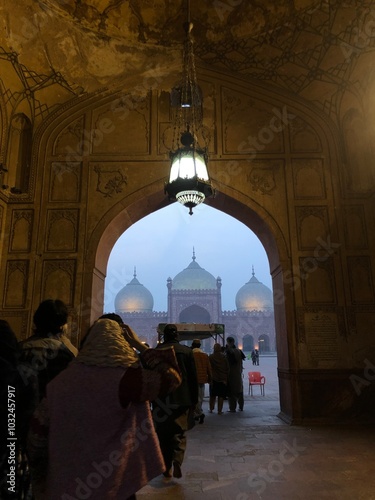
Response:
[248, 371, 266, 396]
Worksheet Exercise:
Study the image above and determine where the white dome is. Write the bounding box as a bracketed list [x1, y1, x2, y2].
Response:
[235, 270, 273, 312]
[115, 271, 154, 313]
[172, 252, 217, 290]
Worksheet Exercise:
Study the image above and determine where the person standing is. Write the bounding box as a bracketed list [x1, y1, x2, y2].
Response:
[255, 348, 260, 365]
[225, 336, 245, 412]
[208, 343, 229, 415]
[191, 339, 212, 424]
[251, 349, 257, 365]
[152, 324, 198, 479]
[27, 318, 182, 500]
[18, 299, 77, 425]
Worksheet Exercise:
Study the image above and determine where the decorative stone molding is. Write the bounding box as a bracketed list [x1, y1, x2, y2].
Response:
[296, 206, 329, 251]
[93, 164, 127, 198]
[300, 257, 336, 305]
[46, 209, 79, 252]
[42, 260, 76, 306]
[343, 206, 368, 250]
[347, 256, 375, 304]
[3, 260, 29, 308]
[292, 159, 326, 199]
[9, 209, 33, 252]
[50, 162, 82, 202]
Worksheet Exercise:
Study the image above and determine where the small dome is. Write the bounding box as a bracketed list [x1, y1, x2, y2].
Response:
[115, 269, 154, 313]
[235, 268, 273, 312]
[172, 250, 217, 290]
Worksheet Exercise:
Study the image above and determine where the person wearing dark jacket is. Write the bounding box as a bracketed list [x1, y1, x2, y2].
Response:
[225, 336, 245, 412]
[18, 299, 77, 416]
[152, 324, 198, 479]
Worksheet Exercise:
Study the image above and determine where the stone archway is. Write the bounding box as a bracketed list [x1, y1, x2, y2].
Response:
[179, 305, 211, 323]
[88, 184, 293, 419]
[243, 334, 255, 352]
[258, 334, 270, 353]
[28, 66, 341, 423]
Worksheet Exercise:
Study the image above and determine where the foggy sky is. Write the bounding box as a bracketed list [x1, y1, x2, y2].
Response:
[104, 202, 272, 313]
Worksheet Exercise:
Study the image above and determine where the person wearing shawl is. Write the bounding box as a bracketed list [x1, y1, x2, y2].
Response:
[208, 343, 230, 415]
[18, 299, 77, 420]
[28, 318, 181, 500]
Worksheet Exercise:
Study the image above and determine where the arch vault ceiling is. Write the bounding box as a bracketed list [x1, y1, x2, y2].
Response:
[1, 0, 375, 124]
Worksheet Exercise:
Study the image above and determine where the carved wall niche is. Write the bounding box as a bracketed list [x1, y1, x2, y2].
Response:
[199, 80, 217, 154]
[289, 116, 322, 152]
[91, 93, 151, 155]
[53, 116, 85, 156]
[0, 103, 3, 155]
[346, 306, 375, 362]
[42, 260, 76, 306]
[46, 209, 79, 252]
[50, 162, 82, 202]
[342, 109, 374, 195]
[296, 206, 328, 250]
[159, 90, 173, 155]
[347, 256, 375, 304]
[9, 210, 33, 252]
[300, 257, 336, 304]
[5, 113, 32, 193]
[343, 206, 368, 249]
[221, 87, 284, 154]
[292, 159, 326, 199]
[3, 260, 29, 308]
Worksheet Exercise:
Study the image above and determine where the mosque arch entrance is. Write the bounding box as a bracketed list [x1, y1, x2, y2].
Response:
[179, 305, 211, 324]
[91, 189, 292, 421]
[258, 335, 270, 353]
[243, 334, 254, 352]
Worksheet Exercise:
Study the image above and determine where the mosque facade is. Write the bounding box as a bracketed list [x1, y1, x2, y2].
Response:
[113, 251, 275, 352]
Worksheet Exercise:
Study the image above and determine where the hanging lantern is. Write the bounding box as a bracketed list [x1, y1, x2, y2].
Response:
[165, 7, 215, 215]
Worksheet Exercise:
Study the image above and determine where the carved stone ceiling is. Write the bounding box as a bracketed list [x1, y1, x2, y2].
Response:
[1, 0, 375, 122]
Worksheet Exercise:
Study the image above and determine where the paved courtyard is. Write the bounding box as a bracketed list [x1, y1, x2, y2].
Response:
[138, 355, 375, 499]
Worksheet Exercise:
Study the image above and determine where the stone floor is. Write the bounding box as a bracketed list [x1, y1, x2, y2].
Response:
[138, 355, 375, 500]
